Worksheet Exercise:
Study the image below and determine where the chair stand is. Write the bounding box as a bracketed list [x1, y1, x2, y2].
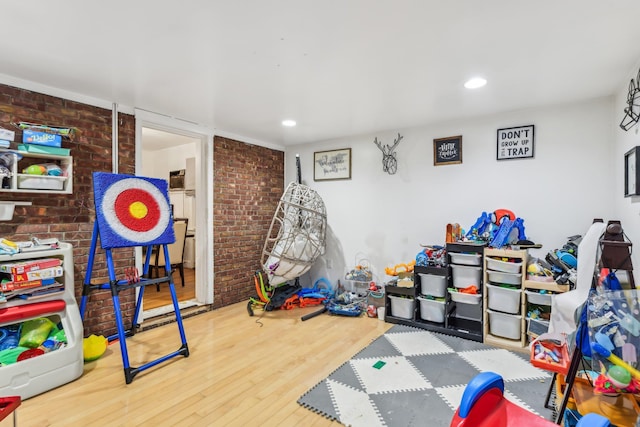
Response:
[80, 222, 189, 384]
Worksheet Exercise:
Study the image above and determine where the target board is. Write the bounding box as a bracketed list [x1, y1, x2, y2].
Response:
[93, 172, 175, 248]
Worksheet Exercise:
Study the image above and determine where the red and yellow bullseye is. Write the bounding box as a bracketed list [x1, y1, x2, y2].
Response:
[113, 188, 161, 232]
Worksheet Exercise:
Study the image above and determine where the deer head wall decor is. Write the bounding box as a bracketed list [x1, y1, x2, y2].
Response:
[373, 133, 403, 175]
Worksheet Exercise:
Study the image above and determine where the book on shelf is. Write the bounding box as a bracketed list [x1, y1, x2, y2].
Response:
[17, 286, 65, 300]
[0, 277, 56, 292]
[0, 257, 62, 275]
[10, 265, 64, 282]
[1, 278, 61, 300]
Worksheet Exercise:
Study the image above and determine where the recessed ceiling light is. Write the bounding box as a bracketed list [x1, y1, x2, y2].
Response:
[464, 77, 487, 89]
[282, 119, 297, 127]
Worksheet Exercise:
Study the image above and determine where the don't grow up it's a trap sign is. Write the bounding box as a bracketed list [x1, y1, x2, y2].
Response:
[497, 125, 534, 160]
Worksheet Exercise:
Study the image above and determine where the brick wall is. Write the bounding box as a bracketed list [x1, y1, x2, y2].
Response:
[0, 84, 286, 335]
[213, 136, 284, 307]
[0, 83, 135, 336]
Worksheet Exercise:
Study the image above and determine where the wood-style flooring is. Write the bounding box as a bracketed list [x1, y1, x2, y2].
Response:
[16, 300, 392, 426]
[144, 267, 196, 310]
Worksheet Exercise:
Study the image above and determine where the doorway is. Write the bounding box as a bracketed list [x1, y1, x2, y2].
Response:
[134, 110, 214, 322]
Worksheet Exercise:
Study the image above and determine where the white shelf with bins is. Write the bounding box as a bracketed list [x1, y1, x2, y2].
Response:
[483, 248, 528, 351]
[0, 149, 72, 194]
[0, 242, 83, 399]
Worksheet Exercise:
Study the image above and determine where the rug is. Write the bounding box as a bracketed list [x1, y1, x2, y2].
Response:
[298, 324, 554, 426]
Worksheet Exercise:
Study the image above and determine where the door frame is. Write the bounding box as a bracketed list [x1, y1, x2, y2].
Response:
[134, 109, 214, 321]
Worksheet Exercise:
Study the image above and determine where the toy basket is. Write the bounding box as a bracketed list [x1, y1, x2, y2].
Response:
[529, 332, 570, 375]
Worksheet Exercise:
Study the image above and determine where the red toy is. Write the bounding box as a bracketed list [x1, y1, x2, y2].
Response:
[450, 372, 611, 427]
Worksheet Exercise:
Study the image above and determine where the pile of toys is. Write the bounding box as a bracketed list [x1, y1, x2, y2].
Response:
[465, 209, 528, 248]
[544, 235, 580, 287]
[415, 245, 446, 267]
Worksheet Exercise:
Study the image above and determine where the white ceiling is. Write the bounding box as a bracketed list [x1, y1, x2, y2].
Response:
[3, 1, 640, 147]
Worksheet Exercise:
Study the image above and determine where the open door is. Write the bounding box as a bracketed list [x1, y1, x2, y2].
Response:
[134, 110, 214, 322]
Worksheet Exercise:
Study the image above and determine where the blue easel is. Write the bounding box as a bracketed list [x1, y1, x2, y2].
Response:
[79, 172, 189, 384]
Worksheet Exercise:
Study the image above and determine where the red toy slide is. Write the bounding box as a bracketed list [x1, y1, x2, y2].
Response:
[450, 372, 611, 427]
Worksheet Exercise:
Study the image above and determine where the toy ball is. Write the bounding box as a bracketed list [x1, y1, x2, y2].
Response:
[607, 365, 632, 388]
[83, 334, 108, 362]
[24, 164, 45, 175]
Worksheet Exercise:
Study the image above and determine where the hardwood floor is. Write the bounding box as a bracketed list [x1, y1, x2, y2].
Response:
[16, 301, 392, 426]
[144, 267, 196, 310]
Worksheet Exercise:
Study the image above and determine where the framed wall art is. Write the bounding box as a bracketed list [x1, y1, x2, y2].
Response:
[625, 146, 640, 197]
[314, 148, 352, 181]
[434, 135, 462, 166]
[497, 125, 534, 160]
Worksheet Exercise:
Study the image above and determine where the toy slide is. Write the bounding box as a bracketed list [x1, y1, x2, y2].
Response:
[450, 372, 611, 427]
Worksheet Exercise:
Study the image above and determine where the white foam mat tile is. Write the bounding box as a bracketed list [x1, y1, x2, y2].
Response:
[434, 384, 466, 410]
[458, 349, 550, 381]
[385, 330, 454, 356]
[504, 389, 540, 415]
[350, 356, 432, 394]
[326, 379, 385, 427]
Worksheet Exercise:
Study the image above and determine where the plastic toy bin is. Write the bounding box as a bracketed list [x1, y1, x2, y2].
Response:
[418, 273, 447, 297]
[451, 265, 482, 288]
[488, 310, 521, 340]
[449, 252, 482, 266]
[17, 175, 67, 191]
[486, 283, 521, 314]
[417, 296, 445, 323]
[388, 295, 415, 320]
[525, 290, 553, 306]
[485, 257, 522, 274]
[487, 270, 521, 285]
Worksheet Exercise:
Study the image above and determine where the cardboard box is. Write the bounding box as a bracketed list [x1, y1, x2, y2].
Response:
[0, 127, 15, 141]
[22, 130, 62, 147]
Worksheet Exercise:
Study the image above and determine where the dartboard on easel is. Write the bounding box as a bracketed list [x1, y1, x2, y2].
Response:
[92, 172, 175, 248]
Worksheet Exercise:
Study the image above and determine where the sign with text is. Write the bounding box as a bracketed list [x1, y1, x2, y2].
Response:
[497, 125, 535, 160]
[434, 135, 462, 166]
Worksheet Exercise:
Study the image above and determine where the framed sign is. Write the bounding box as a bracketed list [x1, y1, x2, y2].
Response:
[433, 136, 462, 166]
[497, 125, 535, 160]
[625, 146, 640, 197]
[314, 148, 352, 181]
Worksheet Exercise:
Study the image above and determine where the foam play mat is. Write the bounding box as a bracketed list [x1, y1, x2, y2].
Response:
[298, 325, 553, 427]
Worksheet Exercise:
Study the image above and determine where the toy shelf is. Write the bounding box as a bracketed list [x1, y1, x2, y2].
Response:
[384, 242, 485, 343]
[0, 242, 83, 399]
[0, 149, 73, 194]
[483, 248, 528, 351]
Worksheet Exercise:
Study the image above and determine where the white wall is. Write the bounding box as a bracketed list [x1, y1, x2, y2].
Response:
[141, 143, 197, 179]
[286, 97, 616, 287]
[614, 61, 640, 273]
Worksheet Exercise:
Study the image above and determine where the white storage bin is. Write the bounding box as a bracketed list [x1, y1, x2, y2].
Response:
[525, 290, 553, 306]
[419, 273, 447, 297]
[486, 283, 521, 314]
[417, 296, 445, 323]
[448, 289, 482, 305]
[451, 265, 482, 288]
[17, 174, 67, 190]
[487, 270, 522, 286]
[486, 257, 522, 274]
[449, 252, 482, 266]
[388, 295, 415, 320]
[488, 310, 522, 340]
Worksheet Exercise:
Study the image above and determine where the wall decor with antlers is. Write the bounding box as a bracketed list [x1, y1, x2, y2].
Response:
[373, 133, 403, 175]
[621, 67, 640, 131]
